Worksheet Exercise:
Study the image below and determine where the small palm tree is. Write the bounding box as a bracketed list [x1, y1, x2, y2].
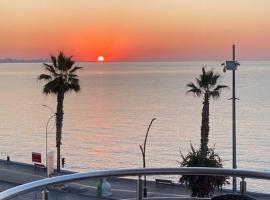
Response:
[186, 67, 228, 160]
[38, 52, 82, 172]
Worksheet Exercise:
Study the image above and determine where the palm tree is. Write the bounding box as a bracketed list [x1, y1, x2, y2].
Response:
[186, 67, 228, 160]
[38, 52, 82, 172]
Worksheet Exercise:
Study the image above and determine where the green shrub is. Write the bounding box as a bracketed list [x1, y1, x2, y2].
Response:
[179, 144, 228, 197]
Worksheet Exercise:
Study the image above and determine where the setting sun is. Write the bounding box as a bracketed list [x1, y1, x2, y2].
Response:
[98, 56, 104, 62]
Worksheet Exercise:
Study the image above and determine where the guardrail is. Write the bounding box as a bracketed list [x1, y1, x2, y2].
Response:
[1, 167, 270, 200]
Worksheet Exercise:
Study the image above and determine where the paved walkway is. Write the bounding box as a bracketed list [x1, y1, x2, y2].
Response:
[0, 160, 269, 200]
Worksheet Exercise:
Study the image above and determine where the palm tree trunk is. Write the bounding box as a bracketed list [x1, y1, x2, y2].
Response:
[200, 93, 209, 160]
[56, 92, 64, 172]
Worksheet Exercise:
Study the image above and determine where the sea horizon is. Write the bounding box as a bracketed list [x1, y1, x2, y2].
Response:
[1, 59, 270, 64]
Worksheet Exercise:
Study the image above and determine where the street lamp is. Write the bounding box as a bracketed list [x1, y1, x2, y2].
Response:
[139, 118, 156, 198]
[42, 105, 56, 170]
[222, 45, 240, 193]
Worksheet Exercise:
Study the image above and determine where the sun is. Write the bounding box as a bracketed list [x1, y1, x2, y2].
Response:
[97, 56, 104, 62]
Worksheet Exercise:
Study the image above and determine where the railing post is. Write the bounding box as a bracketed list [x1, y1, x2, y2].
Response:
[240, 177, 246, 195]
[41, 188, 49, 200]
[137, 175, 143, 200]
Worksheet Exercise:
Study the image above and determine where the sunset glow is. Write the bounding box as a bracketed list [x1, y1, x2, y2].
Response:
[98, 56, 105, 62]
[1, 0, 270, 61]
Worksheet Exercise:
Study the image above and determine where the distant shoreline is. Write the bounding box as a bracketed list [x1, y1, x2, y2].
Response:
[1, 59, 270, 63]
[0, 59, 50, 63]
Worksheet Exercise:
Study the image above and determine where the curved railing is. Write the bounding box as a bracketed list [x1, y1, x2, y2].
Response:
[1, 167, 270, 200]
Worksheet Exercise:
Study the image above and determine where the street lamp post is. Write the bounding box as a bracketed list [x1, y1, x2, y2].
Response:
[222, 45, 240, 193]
[42, 105, 56, 171]
[139, 118, 156, 198]
[45, 114, 55, 169]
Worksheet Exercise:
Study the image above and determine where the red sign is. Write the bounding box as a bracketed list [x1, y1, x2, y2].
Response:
[32, 152, 42, 163]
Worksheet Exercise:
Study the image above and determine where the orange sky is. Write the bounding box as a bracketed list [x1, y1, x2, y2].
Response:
[1, 0, 270, 61]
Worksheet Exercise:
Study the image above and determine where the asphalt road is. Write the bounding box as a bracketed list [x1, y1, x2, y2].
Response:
[0, 160, 269, 200]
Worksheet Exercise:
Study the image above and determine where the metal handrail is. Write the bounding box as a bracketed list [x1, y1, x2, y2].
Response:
[1, 167, 270, 200]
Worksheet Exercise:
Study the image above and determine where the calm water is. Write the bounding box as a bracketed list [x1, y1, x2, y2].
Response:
[0, 61, 269, 192]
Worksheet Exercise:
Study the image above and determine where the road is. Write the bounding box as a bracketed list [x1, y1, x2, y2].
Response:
[0, 160, 269, 200]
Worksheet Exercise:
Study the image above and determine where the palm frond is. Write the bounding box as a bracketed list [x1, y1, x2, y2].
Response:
[64, 56, 75, 71]
[67, 82, 81, 92]
[57, 51, 66, 71]
[68, 74, 78, 78]
[186, 82, 202, 97]
[67, 56, 74, 65]
[70, 66, 83, 73]
[202, 67, 206, 75]
[43, 63, 57, 75]
[68, 77, 79, 84]
[50, 55, 57, 68]
[209, 90, 220, 99]
[196, 78, 202, 88]
[190, 143, 196, 153]
[43, 81, 57, 94]
[214, 85, 229, 91]
[199, 67, 211, 89]
[37, 74, 52, 81]
[186, 82, 197, 88]
[209, 73, 220, 86]
[205, 69, 213, 78]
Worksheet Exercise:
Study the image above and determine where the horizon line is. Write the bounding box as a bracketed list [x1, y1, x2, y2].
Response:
[1, 57, 270, 63]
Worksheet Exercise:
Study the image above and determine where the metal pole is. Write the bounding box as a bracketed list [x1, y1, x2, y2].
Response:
[45, 114, 55, 171]
[137, 175, 142, 200]
[41, 189, 49, 200]
[42, 105, 55, 169]
[240, 177, 246, 194]
[46, 126, 47, 170]
[232, 44, 237, 193]
[139, 118, 156, 198]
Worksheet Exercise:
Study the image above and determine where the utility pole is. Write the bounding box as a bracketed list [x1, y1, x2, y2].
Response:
[222, 45, 240, 193]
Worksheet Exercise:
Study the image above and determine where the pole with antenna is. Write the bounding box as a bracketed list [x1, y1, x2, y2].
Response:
[232, 44, 237, 193]
[222, 45, 240, 193]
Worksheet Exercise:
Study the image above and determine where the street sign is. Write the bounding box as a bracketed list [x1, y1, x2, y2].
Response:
[32, 152, 41, 163]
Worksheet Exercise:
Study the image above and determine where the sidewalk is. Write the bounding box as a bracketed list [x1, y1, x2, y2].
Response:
[0, 160, 269, 200]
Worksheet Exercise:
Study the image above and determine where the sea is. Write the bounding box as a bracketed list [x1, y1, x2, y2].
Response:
[0, 61, 269, 193]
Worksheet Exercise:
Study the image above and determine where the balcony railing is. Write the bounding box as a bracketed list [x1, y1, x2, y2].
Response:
[0, 167, 270, 200]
